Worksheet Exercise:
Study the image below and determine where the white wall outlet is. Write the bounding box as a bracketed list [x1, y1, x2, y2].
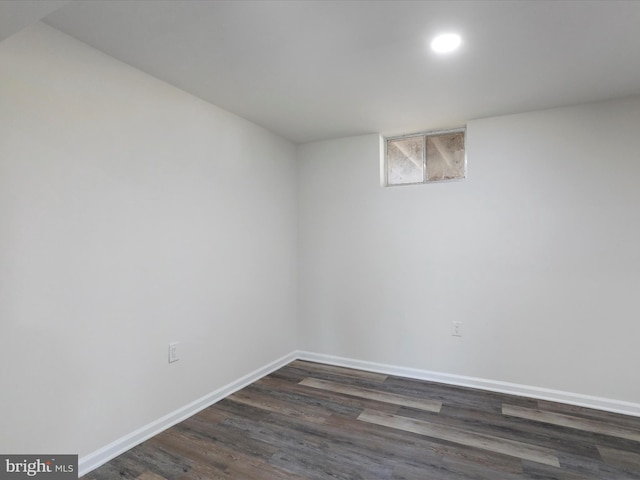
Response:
[452, 321, 463, 337]
[168, 342, 179, 363]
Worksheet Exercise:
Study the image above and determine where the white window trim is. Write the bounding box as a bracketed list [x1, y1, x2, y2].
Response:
[382, 127, 467, 187]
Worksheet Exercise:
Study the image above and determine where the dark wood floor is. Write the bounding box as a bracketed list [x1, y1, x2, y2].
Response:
[82, 360, 640, 479]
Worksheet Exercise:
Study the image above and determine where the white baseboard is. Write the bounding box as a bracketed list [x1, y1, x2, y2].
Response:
[79, 349, 640, 477]
[78, 351, 297, 477]
[296, 350, 640, 418]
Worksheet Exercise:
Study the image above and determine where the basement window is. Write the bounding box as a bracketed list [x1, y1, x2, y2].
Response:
[384, 129, 466, 186]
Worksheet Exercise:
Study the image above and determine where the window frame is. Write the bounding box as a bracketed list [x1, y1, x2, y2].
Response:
[383, 127, 466, 187]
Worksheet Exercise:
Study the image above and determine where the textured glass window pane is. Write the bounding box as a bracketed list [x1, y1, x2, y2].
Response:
[426, 132, 465, 181]
[386, 136, 424, 185]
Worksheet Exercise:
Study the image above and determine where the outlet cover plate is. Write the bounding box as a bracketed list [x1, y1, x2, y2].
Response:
[168, 342, 179, 363]
[452, 321, 462, 337]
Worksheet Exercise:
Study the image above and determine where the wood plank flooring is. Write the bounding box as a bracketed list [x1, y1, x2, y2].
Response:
[82, 360, 640, 479]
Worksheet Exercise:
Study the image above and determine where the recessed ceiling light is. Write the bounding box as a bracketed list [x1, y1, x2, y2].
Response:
[430, 33, 462, 54]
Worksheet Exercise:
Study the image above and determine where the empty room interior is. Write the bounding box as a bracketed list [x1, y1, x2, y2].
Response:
[2, 0, 640, 478]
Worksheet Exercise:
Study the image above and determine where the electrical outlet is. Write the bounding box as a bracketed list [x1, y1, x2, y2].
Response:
[168, 342, 179, 363]
[452, 321, 462, 337]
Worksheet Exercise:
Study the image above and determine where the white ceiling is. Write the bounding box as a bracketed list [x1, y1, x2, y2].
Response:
[0, 0, 69, 41]
[4, 0, 640, 143]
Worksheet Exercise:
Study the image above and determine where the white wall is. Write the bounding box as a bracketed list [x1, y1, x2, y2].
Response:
[298, 96, 640, 405]
[3, 18, 640, 463]
[0, 23, 297, 456]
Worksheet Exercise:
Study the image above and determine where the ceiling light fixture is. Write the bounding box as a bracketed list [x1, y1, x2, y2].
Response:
[430, 33, 462, 54]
